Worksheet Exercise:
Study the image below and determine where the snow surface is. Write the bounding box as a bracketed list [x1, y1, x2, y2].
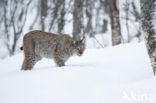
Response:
[0, 42, 156, 103]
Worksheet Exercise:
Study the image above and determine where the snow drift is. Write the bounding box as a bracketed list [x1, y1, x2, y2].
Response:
[0, 42, 156, 103]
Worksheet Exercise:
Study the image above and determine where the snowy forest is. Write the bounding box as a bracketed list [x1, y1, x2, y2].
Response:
[0, 0, 141, 56]
[0, 0, 156, 103]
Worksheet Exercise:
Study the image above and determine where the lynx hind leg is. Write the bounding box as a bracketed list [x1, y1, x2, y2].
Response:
[21, 55, 41, 70]
[21, 55, 35, 70]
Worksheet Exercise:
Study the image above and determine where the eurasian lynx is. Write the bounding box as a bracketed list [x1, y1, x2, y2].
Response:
[21, 30, 85, 70]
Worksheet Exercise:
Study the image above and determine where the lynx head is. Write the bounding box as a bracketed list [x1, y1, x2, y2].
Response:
[72, 36, 86, 56]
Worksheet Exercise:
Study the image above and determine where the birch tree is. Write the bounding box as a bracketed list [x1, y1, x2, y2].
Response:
[111, 0, 121, 46]
[104, 0, 121, 46]
[1, 0, 31, 55]
[140, 0, 156, 74]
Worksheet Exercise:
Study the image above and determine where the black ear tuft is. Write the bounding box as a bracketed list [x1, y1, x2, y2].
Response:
[20, 46, 23, 50]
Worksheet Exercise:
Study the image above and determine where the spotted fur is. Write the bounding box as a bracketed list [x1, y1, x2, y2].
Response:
[21, 30, 85, 70]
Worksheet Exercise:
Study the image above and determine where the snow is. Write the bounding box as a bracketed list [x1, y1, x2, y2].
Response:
[86, 33, 111, 48]
[0, 42, 156, 103]
[0, 41, 8, 59]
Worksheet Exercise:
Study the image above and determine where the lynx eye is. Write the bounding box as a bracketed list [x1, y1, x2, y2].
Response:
[77, 47, 81, 51]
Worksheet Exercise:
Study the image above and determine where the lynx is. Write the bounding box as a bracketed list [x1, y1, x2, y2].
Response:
[21, 30, 85, 70]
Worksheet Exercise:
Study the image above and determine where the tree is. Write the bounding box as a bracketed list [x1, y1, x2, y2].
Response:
[1, 0, 31, 55]
[57, 0, 65, 33]
[111, 0, 121, 46]
[40, 0, 48, 31]
[123, 0, 130, 42]
[140, 0, 156, 74]
[104, 0, 121, 46]
[84, 0, 94, 37]
[73, 0, 84, 41]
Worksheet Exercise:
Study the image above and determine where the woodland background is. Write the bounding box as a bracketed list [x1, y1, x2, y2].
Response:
[0, 0, 141, 58]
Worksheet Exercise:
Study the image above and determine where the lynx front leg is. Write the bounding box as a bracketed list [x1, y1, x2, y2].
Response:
[53, 56, 65, 67]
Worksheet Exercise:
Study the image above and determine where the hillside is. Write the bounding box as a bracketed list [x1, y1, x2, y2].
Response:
[0, 42, 156, 103]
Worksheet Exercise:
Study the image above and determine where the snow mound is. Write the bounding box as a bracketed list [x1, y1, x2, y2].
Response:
[0, 42, 156, 103]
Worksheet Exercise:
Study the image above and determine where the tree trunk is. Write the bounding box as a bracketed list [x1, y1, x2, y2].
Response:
[48, 0, 62, 31]
[85, 0, 93, 37]
[140, 0, 156, 74]
[125, 0, 130, 42]
[73, 0, 84, 41]
[110, 0, 121, 46]
[57, 0, 65, 33]
[40, 0, 47, 31]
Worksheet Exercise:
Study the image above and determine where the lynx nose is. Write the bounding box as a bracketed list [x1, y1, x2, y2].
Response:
[79, 50, 83, 55]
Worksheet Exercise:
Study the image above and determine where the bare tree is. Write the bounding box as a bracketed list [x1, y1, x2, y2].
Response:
[49, 0, 62, 32]
[73, 0, 84, 40]
[140, 0, 156, 74]
[131, 1, 142, 42]
[57, 0, 65, 33]
[110, 0, 121, 46]
[122, 0, 142, 42]
[103, 0, 121, 46]
[84, 0, 93, 37]
[123, 0, 130, 42]
[1, 0, 31, 55]
[40, 0, 48, 31]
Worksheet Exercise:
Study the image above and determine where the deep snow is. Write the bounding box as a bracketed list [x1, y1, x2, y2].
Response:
[0, 42, 156, 103]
